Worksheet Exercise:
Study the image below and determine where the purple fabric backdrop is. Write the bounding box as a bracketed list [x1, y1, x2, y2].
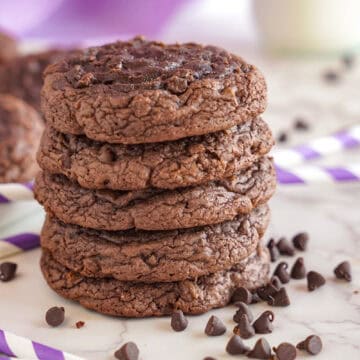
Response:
[0, 0, 190, 44]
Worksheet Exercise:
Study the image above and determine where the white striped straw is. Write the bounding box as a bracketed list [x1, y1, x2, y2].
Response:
[0, 182, 34, 203]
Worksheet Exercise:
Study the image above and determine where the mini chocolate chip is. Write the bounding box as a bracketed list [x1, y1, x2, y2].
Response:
[233, 302, 254, 323]
[231, 287, 252, 304]
[267, 238, 280, 262]
[294, 117, 309, 131]
[205, 315, 226, 336]
[233, 314, 255, 339]
[273, 342, 297, 360]
[247, 338, 272, 359]
[45, 306, 65, 327]
[297, 335, 322, 355]
[203, 357, 216, 360]
[323, 70, 339, 83]
[226, 335, 250, 355]
[273, 262, 290, 284]
[257, 284, 278, 301]
[277, 238, 295, 256]
[253, 311, 274, 334]
[342, 54, 355, 69]
[0, 262, 17, 282]
[114, 342, 139, 360]
[292, 232, 309, 251]
[268, 287, 290, 307]
[307, 271, 326, 291]
[277, 132, 288, 143]
[334, 261, 352, 282]
[171, 310, 188, 332]
[76, 321, 85, 329]
[270, 276, 282, 290]
[251, 292, 261, 304]
[291, 257, 306, 279]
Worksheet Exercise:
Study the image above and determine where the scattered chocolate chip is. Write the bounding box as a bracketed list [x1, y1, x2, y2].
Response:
[233, 314, 255, 339]
[294, 117, 309, 131]
[267, 239, 280, 262]
[257, 283, 278, 301]
[203, 357, 216, 360]
[273, 343, 297, 360]
[171, 310, 188, 332]
[75, 321, 85, 329]
[277, 132, 288, 143]
[226, 335, 250, 355]
[205, 315, 226, 336]
[342, 54, 355, 69]
[291, 257, 306, 279]
[354, 290, 359, 294]
[268, 287, 291, 307]
[251, 292, 262, 304]
[307, 271, 326, 291]
[114, 342, 139, 360]
[277, 238, 295, 256]
[233, 302, 254, 323]
[270, 276, 282, 290]
[231, 287, 253, 304]
[323, 70, 340, 83]
[297, 335, 322, 355]
[292, 232, 309, 251]
[253, 311, 274, 334]
[334, 261, 352, 282]
[0, 262, 17, 282]
[45, 306, 65, 327]
[247, 338, 272, 359]
[273, 262, 290, 284]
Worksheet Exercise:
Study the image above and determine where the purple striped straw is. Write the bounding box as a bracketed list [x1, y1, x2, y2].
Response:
[0, 182, 34, 204]
[0, 233, 39, 259]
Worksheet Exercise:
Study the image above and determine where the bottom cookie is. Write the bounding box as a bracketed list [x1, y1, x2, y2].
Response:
[41, 247, 269, 317]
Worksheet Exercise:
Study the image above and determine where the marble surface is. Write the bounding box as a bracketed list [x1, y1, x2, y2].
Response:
[1, 4, 360, 359]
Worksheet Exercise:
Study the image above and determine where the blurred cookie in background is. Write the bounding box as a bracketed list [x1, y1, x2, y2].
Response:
[0, 31, 18, 63]
[0, 94, 44, 183]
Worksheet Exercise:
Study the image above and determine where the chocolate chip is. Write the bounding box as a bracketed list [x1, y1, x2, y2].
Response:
[277, 238, 295, 256]
[231, 287, 252, 304]
[233, 314, 255, 339]
[253, 311, 274, 334]
[273, 262, 290, 284]
[323, 70, 339, 83]
[114, 342, 139, 360]
[268, 287, 290, 307]
[45, 306, 65, 327]
[270, 276, 282, 290]
[277, 132, 288, 143]
[307, 271, 326, 291]
[0, 262, 17, 282]
[267, 238, 280, 262]
[99, 147, 116, 163]
[292, 232, 309, 251]
[273, 343, 297, 360]
[75, 321, 85, 329]
[294, 117, 309, 131]
[233, 302, 254, 323]
[257, 283, 278, 301]
[205, 315, 226, 336]
[171, 310, 188, 332]
[203, 357, 216, 360]
[334, 261, 352, 282]
[297, 335, 322, 355]
[342, 54, 355, 69]
[226, 335, 250, 355]
[247, 338, 272, 359]
[290, 257, 306, 279]
[251, 292, 261, 304]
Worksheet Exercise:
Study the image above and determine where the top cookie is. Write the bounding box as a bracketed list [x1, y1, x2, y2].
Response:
[41, 37, 267, 144]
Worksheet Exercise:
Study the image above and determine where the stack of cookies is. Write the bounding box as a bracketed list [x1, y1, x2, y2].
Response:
[34, 38, 276, 317]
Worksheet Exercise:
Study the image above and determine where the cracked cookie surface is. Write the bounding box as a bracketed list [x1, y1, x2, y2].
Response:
[41, 37, 267, 144]
[40, 205, 269, 282]
[41, 245, 269, 317]
[37, 117, 273, 190]
[35, 157, 275, 231]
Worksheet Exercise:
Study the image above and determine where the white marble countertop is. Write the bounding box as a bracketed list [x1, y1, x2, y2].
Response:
[1, 3, 360, 358]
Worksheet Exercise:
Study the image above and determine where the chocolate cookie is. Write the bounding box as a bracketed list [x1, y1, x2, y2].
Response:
[37, 117, 273, 190]
[41, 37, 267, 144]
[0, 50, 71, 111]
[35, 157, 275, 231]
[0, 95, 44, 183]
[0, 32, 17, 63]
[40, 246, 269, 317]
[40, 205, 269, 282]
